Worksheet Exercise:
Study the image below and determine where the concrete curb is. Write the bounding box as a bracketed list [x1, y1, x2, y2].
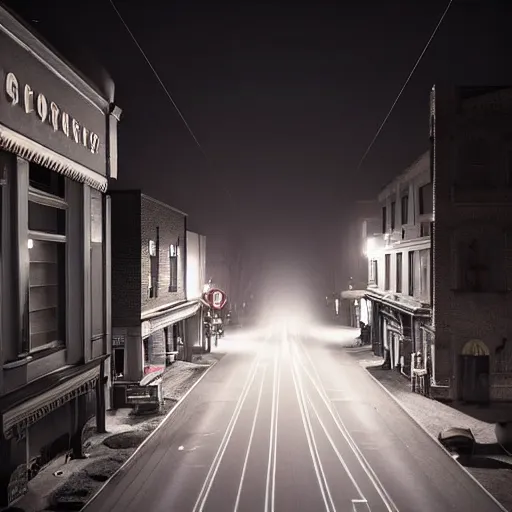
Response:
[361, 360, 508, 512]
[82, 356, 222, 511]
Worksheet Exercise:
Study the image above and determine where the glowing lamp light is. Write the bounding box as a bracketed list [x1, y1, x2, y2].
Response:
[28, 238, 34, 249]
[365, 237, 377, 257]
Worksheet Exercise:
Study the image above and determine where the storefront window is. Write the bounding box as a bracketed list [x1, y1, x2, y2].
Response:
[91, 189, 104, 337]
[28, 164, 67, 351]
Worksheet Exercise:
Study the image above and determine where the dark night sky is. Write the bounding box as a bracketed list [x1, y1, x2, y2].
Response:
[4, 0, 512, 295]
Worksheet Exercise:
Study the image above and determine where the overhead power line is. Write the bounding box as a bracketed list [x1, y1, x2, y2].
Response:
[108, 0, 234, 205]
[108, 0, 204, 152]
[355, 0, 454, 172]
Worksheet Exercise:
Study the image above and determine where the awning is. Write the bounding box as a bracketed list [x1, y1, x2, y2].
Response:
[341, 289, 367, 300]
[1, 357, 105, 440]
[365, 290, 431, 317]
[142, 300, 201, 338]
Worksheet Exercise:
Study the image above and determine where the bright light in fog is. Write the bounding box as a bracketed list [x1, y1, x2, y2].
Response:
[365, 237, 376, 257]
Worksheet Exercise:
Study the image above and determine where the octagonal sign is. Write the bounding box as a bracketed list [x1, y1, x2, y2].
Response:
[205, 288, 227, 310]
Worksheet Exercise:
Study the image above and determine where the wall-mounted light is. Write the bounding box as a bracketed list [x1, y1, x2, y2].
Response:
[28, 238, 34, 249]
[170, 244, 177, 257]
[149, 240, 156, 257]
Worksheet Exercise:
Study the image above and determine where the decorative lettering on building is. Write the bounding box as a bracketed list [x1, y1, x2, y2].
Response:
[4, 72, 100, 154]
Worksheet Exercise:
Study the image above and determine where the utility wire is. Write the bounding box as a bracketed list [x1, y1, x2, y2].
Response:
[109, 0, 204, 153]
[108, 0, 235, 205]
[355, 0, 454, 172]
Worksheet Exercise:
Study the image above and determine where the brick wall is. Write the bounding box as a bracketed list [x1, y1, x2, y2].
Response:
[433, 86, 512, 399]
[110, 191, 142, 326]
[141, 194, 186, 313]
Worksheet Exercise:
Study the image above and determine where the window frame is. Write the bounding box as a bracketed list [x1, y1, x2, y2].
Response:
[390, 201, 396, 231]
[169, 244, 178, 293]
[27, 174, 68, 354]
[396, 252, 403, 293]
[401, 194, 409, 225]
[384, 254, 391, 291]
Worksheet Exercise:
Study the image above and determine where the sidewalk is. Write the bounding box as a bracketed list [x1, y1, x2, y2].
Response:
[347, 346, 512, 511]
[12, 352, 222, 512]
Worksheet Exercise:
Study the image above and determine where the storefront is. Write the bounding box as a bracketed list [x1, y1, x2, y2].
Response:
[112, 301, 203, 409]
[0, 7, 120, 506]
[365, 291, 430, 376]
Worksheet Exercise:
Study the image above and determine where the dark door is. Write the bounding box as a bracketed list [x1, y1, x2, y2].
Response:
[459, 355, 490, 403]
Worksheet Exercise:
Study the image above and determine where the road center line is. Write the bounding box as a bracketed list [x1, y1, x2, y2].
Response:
[233, 365, 267, 512]
[290, 339, 336, 512]
[192, 353, 262, 512]
[294, 340, 398, 512]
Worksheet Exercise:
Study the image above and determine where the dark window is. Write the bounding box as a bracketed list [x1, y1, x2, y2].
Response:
[408, 251, 415, 296]
[419, 183, 433, 215]
[29, 239, 66, 350]
[28, 202, 65, 234]
[385, 254, 391, 290]
[113, 348, 124, 380]
[401, 195, 409, 225]
[29, 163, 65, 197]
[169, 244, 178, 292]
[28, 163, 67, 352]
[148, 229, 159, 298]
[396, 253, 403, 293]
[507, 150, 512, 187]
[419, 249, 430, 300]
[390, 201, 396, 230]
[382, 206, 387, 233]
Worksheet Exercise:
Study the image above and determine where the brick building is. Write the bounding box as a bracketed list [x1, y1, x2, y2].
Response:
[0, 5, 120, 506]
[432, 85, 512, 403]
[366, 85, 512, 406]
[109, 191, 205, 408]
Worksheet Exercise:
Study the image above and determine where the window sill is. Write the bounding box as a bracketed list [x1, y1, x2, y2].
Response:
[3, 355, 33, 370]
[29, 344, 66, 361]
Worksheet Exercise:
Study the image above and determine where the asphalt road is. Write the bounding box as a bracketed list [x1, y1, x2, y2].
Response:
[84, 325, 506, 512]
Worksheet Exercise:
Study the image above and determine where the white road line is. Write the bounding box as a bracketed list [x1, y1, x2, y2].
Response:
[304, 387, 367, 501]
[264, 349, 280, 512]
[233, 366, 267, 512]
[192, 354, 261, 512]
[290, 341, 336, 512]
[294, 340, 398, 512]
[271, 348, 281, 508]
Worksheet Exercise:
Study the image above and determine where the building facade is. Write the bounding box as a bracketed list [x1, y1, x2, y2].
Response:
[432, 85, 512, 403]
[0, 6, 120, 506]
[110, 192, 204, 408]
[340, 201, 380, 327]
[365, 152, 432, 378]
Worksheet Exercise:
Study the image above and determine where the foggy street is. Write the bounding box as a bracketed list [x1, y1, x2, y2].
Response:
[83, 325, 502, 512]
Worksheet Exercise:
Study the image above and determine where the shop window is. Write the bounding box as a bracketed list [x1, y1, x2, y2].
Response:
[169, 243, 178, 292]
[396, 253, 403, 293]
[29, 163, 65, 198]
[28, 164, 67, 352]
[91, 189, 104, 337]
